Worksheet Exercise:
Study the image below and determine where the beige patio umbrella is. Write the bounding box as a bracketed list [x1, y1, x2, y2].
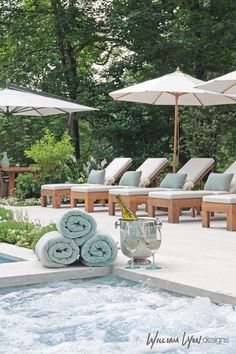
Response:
[0, 83, 97, 116]
[196, 70, 236, 94]
[109, 68, 236, 172]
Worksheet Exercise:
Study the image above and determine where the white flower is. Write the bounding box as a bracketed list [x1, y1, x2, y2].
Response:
[139, 178, 150, 187]
[83, 162, 90, 175]
[184, 180, 194, 190]
[70, 155, 77, 163]
[104, 177, 115, 185]
[100, 159, 107, 168]
[90, 156, 96, 163]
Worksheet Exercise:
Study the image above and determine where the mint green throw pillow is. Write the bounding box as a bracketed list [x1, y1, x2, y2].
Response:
[119, 171, 142, 187]
[87, 169, 105, 184]
[160, 173, 187, 189]
[204, 173, 234, 191]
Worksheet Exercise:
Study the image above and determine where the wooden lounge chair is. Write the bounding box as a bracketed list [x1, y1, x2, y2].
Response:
[41, 157, 132, 208]
[70, 158, 168, 212]
[148, 160, 236, 223]
[108, 157, 215, 215]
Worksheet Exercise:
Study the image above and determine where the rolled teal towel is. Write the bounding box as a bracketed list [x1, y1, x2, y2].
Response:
[35, 231, 79, 268]
[80, 231, 118, 267]
[57, 209, 97, 246]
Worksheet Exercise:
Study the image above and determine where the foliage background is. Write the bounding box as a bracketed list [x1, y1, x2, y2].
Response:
[0, 0, 235, 173]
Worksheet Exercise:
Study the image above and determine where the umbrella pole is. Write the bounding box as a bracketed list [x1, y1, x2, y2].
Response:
[173, 95, 179, 172]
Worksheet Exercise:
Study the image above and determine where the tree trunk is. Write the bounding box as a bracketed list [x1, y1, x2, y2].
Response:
[51, 0, 81, 158]
[68, 112, 80, 158]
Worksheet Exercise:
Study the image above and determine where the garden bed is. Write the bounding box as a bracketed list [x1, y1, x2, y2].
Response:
[0, 207, 55, 249]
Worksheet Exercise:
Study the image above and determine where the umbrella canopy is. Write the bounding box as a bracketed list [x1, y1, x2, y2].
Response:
[196, 70, 236, 94]
[109, 68, 236, 172]
[0, 83, 97, 116]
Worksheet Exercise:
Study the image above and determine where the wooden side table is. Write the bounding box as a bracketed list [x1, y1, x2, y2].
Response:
[0, 166, 32, 197]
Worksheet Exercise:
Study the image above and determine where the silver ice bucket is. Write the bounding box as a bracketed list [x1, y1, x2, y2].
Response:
[115, 217, 162, 262]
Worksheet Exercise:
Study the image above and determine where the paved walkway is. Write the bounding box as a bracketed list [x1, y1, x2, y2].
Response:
[1, 204, 236, 306]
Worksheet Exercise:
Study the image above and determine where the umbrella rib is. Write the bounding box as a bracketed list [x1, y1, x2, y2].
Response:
[222, 82, 236, 94]
[113, 92, 134, 100]
[192, 93, 204, 106]
[56, 108, 70, 114]
[9, 106, 24, 114]
[225, 94, 236, 102]
[13, 107, 37, 113]
[13, 107, 44, 116]
[152, 92, 163, 104]
[33, 108, 44, 117]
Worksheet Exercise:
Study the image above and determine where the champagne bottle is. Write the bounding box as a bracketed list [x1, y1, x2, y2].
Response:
[115, 195, 137, 221]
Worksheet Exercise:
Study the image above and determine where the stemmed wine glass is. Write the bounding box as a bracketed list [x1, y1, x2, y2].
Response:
[123, 225, 141, 269]
[144, 219, 162, 270]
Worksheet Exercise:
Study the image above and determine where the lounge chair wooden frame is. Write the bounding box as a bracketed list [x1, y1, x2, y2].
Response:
[202, 201, 236, 231]
[41, 188, 71, 208]
[148, 196, 202, 223]
[71, 190, 109, 212]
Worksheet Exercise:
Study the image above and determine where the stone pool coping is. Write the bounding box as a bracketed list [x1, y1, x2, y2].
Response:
[1, 205, 236, 307]
[0, 242, 236, 307]
[0, 243, 110, 288]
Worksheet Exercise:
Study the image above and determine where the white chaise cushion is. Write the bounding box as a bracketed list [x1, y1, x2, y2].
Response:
[71, 185, 128, 193]
[136, 158, 168, 186]
[109, 187, 180, 196]
[203, 194, 236, 204]
[104, 157, 132, 184]
[41, 184, 80, 190]
[148, 190, 216, 199]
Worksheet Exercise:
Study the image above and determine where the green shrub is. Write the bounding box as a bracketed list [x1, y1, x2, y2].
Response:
[0, 207, 56, 249]
[0, 207, 14, 221]
[14, 173, 41, 199]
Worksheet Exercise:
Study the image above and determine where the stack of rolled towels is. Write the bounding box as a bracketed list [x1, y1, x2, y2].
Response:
[35, 209, 117, 268]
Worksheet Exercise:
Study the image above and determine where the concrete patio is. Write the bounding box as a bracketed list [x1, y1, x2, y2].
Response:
[0, 204, 236, 307]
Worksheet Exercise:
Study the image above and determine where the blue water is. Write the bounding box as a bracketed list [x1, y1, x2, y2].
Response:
[0, 276, 235, 354]
[0, 254, 23, 263]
